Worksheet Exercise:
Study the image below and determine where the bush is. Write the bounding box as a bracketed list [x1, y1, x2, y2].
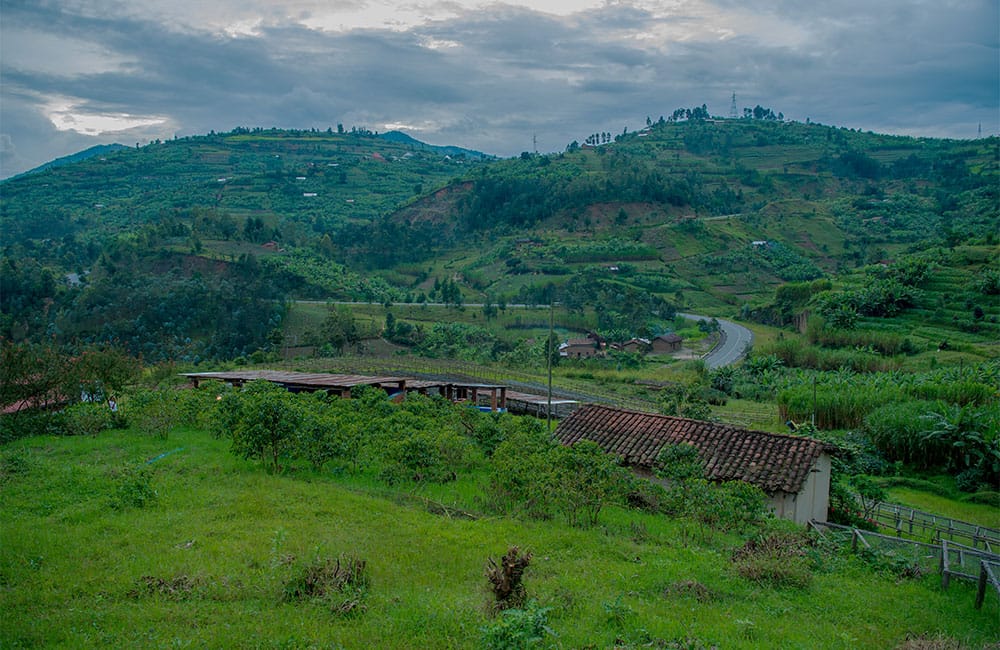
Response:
[731, 531, 815, 589]
[378, 429, 469, 485]
[128, 389, 178, 439]
[282, 554, 369, 615]
[479, 601, 552, 650]
[109, 464, 157, 510]
[954, 467, 986, 493]
[64, 401, 115, 436]
[962, 491, 1000, 508]
[0, 411, 68, 442]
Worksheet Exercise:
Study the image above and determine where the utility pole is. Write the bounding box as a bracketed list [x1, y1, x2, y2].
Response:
[811, 375, 817, 428]
[547, 297, 554, 433]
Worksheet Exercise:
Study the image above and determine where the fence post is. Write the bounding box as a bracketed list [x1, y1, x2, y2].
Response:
[941, 540, 950, 590]
[975, 561, 987, 609]
[852, 529, 858, 553]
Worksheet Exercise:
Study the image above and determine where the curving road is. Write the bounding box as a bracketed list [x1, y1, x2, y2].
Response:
[678, 312, 754, 369]
[298, 300, 753, 369]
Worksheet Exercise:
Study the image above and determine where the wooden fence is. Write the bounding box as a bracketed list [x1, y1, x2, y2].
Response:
[870, 501, 1000, 551]
[810, 521, 1000, 609]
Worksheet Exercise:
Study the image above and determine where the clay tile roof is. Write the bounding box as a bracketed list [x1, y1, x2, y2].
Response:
[554, 404, 830, 494]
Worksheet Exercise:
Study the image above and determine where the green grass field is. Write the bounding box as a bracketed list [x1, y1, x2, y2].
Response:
[3, 426, 997, 649]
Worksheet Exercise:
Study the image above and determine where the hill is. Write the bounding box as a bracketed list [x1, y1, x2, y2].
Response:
[8, 143, 130, 178]
[378, 130, 492, 159]
[0, 117, 997, 362]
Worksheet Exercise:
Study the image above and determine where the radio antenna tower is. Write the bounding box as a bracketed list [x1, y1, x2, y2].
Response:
[533, 133, 538, 154]
[730, 92, 738, 119]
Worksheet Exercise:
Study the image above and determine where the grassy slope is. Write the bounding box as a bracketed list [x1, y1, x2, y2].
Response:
[2, 427, 997, 649]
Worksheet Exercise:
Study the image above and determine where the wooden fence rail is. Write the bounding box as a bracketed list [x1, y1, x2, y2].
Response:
[811, 521, 1000, 609]
[871, 502, 1000, 551]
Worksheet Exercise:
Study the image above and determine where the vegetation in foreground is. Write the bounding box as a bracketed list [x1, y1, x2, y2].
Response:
[2, 388, 998, 649]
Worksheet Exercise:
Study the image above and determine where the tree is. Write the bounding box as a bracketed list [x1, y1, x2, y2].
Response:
[654, 443, 706, 544]
[322, 306, 359, 353]
[216, 380, 302, 472]
[551, 441, 630, 526]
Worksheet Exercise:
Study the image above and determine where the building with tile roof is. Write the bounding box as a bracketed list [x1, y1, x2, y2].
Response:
[554, 404, 833, 524]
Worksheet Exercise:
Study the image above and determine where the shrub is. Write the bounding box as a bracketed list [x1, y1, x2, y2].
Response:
[282, 555, 369, 615]
[954, 467, 986, 493]
[215, 380, 303, 472]
[731, 531, 815, 589]
[0, 410, 68, 442]
[962, 491, 1000, 508]
[479, 601, 552, 650]
[64, 401, 115, 436]
[109, 464, 157, 510]
[487, 423, 558, 519]
[128, 389, 178, 439]
[551, 441, 631, 527]
[378, 428, 469, 485]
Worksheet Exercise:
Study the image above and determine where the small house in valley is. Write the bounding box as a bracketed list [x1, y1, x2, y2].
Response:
[559, 338, 601, 359]
[614, 338, 651, 354]
[650, 333, 682, 354]
[554, 404, 833, 524]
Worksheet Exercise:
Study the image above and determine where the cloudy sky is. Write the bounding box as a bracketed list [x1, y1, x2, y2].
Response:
[1, 0, 997, 178]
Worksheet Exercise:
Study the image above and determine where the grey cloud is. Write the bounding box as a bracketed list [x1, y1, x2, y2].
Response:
[1, 0, 996, 177]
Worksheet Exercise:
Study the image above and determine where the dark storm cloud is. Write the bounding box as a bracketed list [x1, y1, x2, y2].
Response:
[1, 0, 996, 178]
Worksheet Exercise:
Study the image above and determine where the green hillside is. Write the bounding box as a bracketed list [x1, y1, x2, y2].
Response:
[2, 408, 997, 649]
[1, 118, 997, 361]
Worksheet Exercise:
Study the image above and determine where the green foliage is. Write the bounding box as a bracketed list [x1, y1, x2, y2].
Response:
[128, 389, 179, 439]
[216, 380, 304, 472]
[63, 401, 115, 437]
[863, 400, 1000, 483]
[701, 241, 823, 282]
[479, 601, 552, 650]
[4, 419, 1000, 647]
[487, 422, 628, 526]
[654, 443, 769, 542]
[108, 464, 157, 510]
[657, 383, 712, 420]
[487, 422, 560, 519]
[550, 441, 631, 527]
[378, 428, 470, 485]
[320, 305, 360, 354]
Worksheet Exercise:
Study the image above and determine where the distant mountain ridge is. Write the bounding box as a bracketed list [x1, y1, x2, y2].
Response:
[377, 130, 493, 159]
[10, 143, 130, 179]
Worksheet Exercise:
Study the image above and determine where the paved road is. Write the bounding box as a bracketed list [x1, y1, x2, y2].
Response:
[678, 312, 754, 369]
[298, 301, 753, 369]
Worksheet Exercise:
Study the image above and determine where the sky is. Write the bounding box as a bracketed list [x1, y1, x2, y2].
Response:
[1, 0, 997, 178]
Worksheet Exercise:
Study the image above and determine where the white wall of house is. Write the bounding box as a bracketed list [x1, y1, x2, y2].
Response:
[767, 453, 832, 525]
